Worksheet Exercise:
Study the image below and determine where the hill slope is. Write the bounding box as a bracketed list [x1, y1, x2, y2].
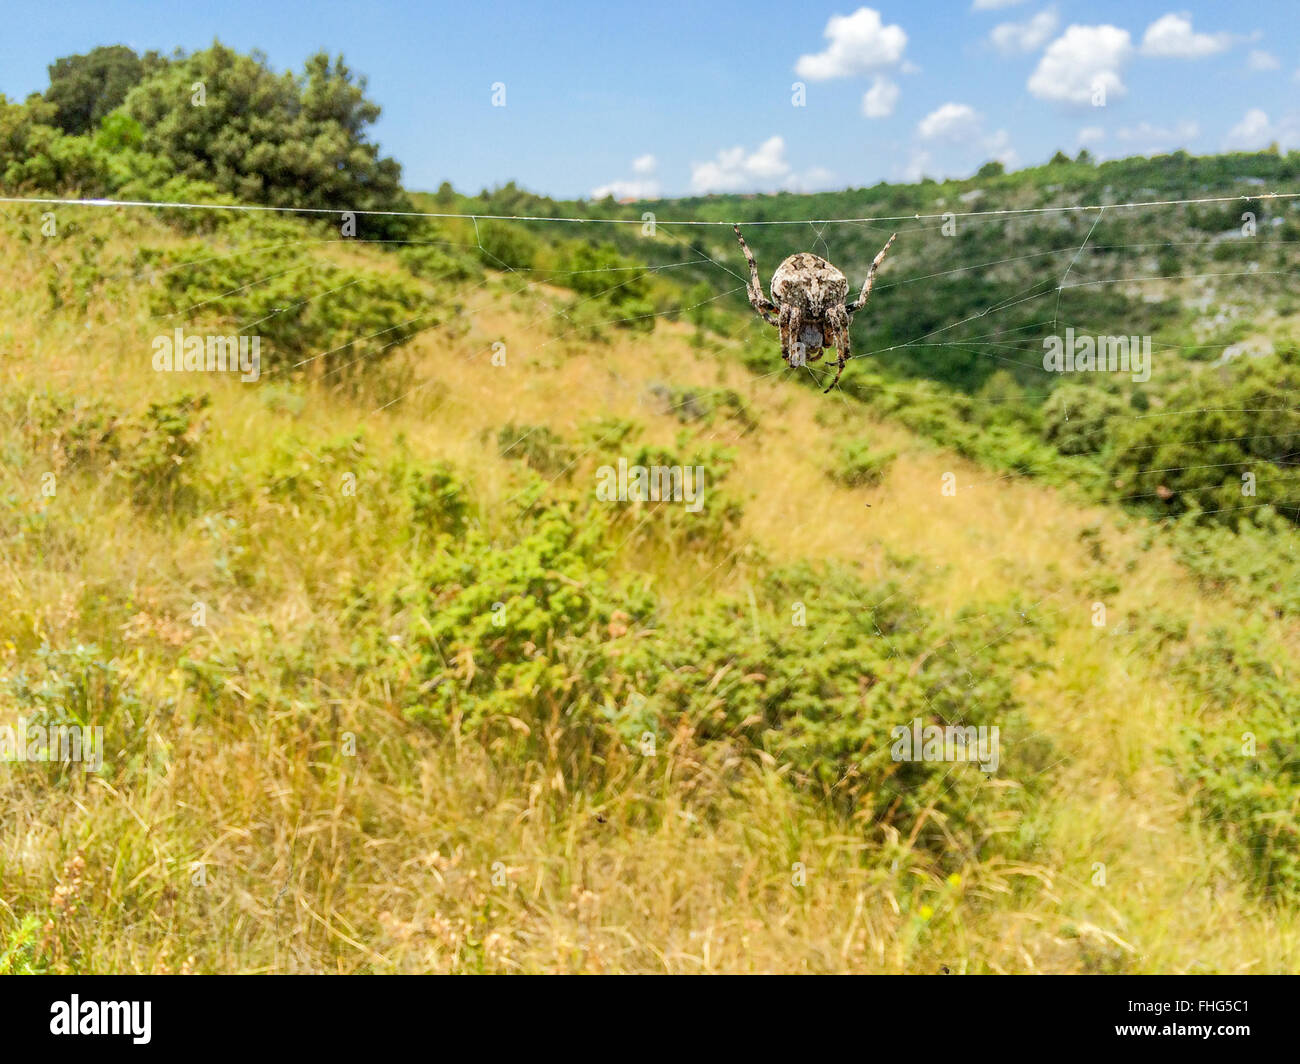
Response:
[2, 201, 1298, 973]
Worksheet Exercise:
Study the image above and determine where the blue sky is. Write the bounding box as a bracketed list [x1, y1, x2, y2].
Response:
[2, 1, 1297, 199]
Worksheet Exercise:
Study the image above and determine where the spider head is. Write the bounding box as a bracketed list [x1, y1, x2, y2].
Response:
[804, 280, 832, 319]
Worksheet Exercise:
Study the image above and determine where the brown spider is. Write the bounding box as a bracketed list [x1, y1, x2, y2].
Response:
[734, 225, 896, 392]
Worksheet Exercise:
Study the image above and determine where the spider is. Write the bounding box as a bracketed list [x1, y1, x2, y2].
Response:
[734, 225, 896, 392]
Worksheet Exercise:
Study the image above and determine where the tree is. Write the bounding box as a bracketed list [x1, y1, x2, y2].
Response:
[0, 94, 106, 193]
[123, 42, 409, 225]
[44, 45, 164, 136]
[976, 160, 1005, 178]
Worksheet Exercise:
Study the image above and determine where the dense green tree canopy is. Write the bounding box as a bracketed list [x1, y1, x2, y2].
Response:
[124, 44, 406, 213]
[44, 44, 164, 136]
[1, 41, 408, 226]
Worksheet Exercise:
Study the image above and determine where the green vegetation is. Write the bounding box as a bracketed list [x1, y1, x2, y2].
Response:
[826, 437, 896, 488]
[2, 42, 410, 225]
[1, 42, 1299, 973]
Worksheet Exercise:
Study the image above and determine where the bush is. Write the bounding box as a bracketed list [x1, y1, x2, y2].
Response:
[43, 45, 164, 136]
[1172, 515, 1300, 617]
[496, 422, 574, 476]
[409, 461, 471, 534]
[0, 95, 109, 194]
[647, 384, 758, 434]
[398, 240, 481, 284]
[827, 438, 895, 488]
[393, 482, 1049, 862]
[476, 221, 540, 270]
[150, 245, 430, 377]
[1169, 625, 1300, 895]
[1107, 346, 1300, 527]
[122, 392, 209, 510]
[1041, 384, 1123, 456]
[18, 391, 123, 471]
[2, 642, 155, 779]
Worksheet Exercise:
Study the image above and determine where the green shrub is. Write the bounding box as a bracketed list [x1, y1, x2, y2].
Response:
[150, 247, 430, 377]
[0, 95, 109, 194]
[1168, 625, 1300, 896]
[476, 221, 540, 270]
[43, 45, 163, 136]
[124, 44, 410, 225]
[400, 500, 644, 737]
[828, 438, 895, 488]
[17, 391, 123, 471]
[1172, 515, 1300, 617]
[398, 240, 482, 283]
[496, 422, 575, 476]
[2, 642, 155, 778]
[122, 392, 209, 510]
[397, 501, 1050, 864]
[1107, 347, 1300, 527]
[1040, 384, 1123, 456]
[409, 460, 471, 534]
[647, 385, 758, 434]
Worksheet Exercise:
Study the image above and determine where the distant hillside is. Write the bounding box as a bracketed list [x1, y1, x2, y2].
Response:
[423, 150, 1300, 536]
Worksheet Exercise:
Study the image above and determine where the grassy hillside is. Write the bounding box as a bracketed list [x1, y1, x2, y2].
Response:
[2, 41, 1299, 974]
[2, 195, 1299, 973]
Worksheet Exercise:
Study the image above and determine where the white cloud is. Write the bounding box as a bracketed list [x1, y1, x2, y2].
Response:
[1220, 108, 1300, 152]
[590, 178, 661, 201]
[1077, 125, 1105, 146]
[1116, 119, 1199, 140]
[1115, 119, 1199, 153]
[900, 149, 932, 183]
[911, 105, 1016, 174]
[1140, 13, 1231, 58]
[1028, 24, 1132, 104]
[1247, 49, 1280, 71]
[689, 135, 834, 194]
[990, 9, 1059, 55]
[592, 154, 660, 200]
[972, 0, 1026, 9]
[795, 7, 907, 80]
[1224, 108, 1272, 150]
[983, 129, 1020, 169]
[861, 75, 900, 118]
[918, 102, 982, 141]
[786, 166, 838, 193]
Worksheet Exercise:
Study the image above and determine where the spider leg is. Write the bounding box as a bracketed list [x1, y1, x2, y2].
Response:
[846, 232, 897, 316]
[823, 305, 851, 393]
[787, 305, 806, 367]
[733, 224, 779, 326]
[778, 305, 793, 363]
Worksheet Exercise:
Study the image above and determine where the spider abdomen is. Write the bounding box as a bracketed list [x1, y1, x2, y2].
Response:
[770, 253, 849, 310]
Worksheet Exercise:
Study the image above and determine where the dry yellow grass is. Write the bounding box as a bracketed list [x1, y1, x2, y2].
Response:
[1, 209, 1297, 973]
